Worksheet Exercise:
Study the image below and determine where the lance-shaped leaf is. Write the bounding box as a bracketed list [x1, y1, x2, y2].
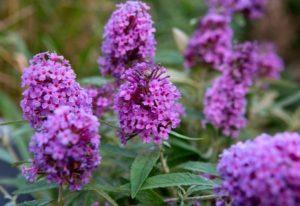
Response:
[130, 149, 159, 198]
[177, 161, 219, 176]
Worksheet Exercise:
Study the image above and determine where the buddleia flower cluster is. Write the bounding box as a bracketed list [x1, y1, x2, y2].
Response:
[256, 42, 284, 80]
[216, 132, 300, 206]
[21, 52, 101, 190]
[85, 82, 116, 117]
[207, 0, 269, 19]
[184, 11, 232, 70]
[98, 0, 156, 79]
[114, 62, 183, 144]
[204, 42, 257, 137]
[22, 107, 101, 190]
[20, 52, 91, 129]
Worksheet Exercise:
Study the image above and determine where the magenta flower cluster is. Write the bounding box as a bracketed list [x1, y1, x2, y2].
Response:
[20, 52, 92, 129]
[204, 42, 257, 137]
[207, 0, 268, 19]
[183, 4, 234, 71]
[204, 75, 247, 138]
[98, 0, 156, 79]
[256, 43, 284, 79]
[184, 11, 232, 70]
[85, 82, 116, 117]
[114, 62, 183, 144]
[21, 52, 101, 190]
[216, 132, 300, 206]
[22, 107, 101, 190]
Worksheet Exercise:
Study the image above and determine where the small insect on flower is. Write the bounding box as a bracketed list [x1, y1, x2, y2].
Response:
[22, 106, 101, 190]
[99, 0, 156, 79]
[184, 11, 233, 71]
[216, 132, 300, 206]
[114, 62, 184, 144]
[20, 52, 92, 129]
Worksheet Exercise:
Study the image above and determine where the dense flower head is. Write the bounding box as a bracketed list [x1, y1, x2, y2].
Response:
[21, 52, 92, 129]
[207, 0, 268, 19]
[85, 82, 117, 117]
[184, 11, 232, 70]
[203, 75, 248, 138]
[114, 62, 183, 144]
[99, 0, 156, 79]
[216, 132, 300, 206]
[256, 42, 284, 79]
[221, 42, 258, 87]
[22, 106, 101, 190]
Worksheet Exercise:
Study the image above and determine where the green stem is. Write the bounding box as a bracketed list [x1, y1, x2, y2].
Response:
[164, 194, 218, 203]
[58, 186, 64, 206]
[0, 120, 26, 126]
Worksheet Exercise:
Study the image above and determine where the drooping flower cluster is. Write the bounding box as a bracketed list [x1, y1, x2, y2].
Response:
[207, 0, 269, 19]
[22, 106, 101, 190]
[184, 11, 232, 70]
[114, 62, 183, 144]
[204, 42, 257, 137]
[98, 0, 156, 79]
[256, 43, 284, 79]
[21, 52, 91, 129]
[85, 82, 117, 117]
[216, 132, 300, 206]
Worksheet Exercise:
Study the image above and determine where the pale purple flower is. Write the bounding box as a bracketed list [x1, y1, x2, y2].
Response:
[85, 82, 117, 117]
[99, 0, 156, 79]
[217, 132, 300, 206]
[21, 52, 92, 129]
[184, 11, 232, 71]
[203, 75, 248, 138]
[22, 106, 101, 190]
[221, 42, 258, 87]
[114, 62, 183, 144]
[203, 42, 257, 138]
[256, 42, 284, 79]
[207, 0, 268, 19]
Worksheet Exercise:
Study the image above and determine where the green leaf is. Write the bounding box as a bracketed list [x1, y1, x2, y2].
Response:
[136, 190, 164, 206]
[170, 131, 204, 141]
[177, 161, 219, 176]
[186, 185, 215, 195]
[0, 147, 13, 163]
[141, 173, 215, 190]
[0, 91, 21, 120]
[130, 150, 159, 198]
[14, 180, 57, 195]
[101, 143, 137, 158]
[17, 199, 53, 206]
[80, 76, 113, 86]
[170, 139, 202, 156]
[85, 187, 118, 206]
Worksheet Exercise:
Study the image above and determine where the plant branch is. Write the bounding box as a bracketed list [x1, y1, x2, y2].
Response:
[164, 194, 218, 203]
[57, 185, 64, 206]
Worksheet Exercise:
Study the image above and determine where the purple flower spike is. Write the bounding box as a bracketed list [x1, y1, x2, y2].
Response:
[20, 52, 92, 129]
[184, 11, 233, 71]
[221, 42, 258, 87]
[217, 132, 300, 206]
[99, 0, 156, 79]
[207, 0, 269, 19]
[22, 106, 101, 190]
[256, 42, 284, 80]
[114, 62, 183, 144]
[203, 75, 248, 138]
[85, 82, 117, 117]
